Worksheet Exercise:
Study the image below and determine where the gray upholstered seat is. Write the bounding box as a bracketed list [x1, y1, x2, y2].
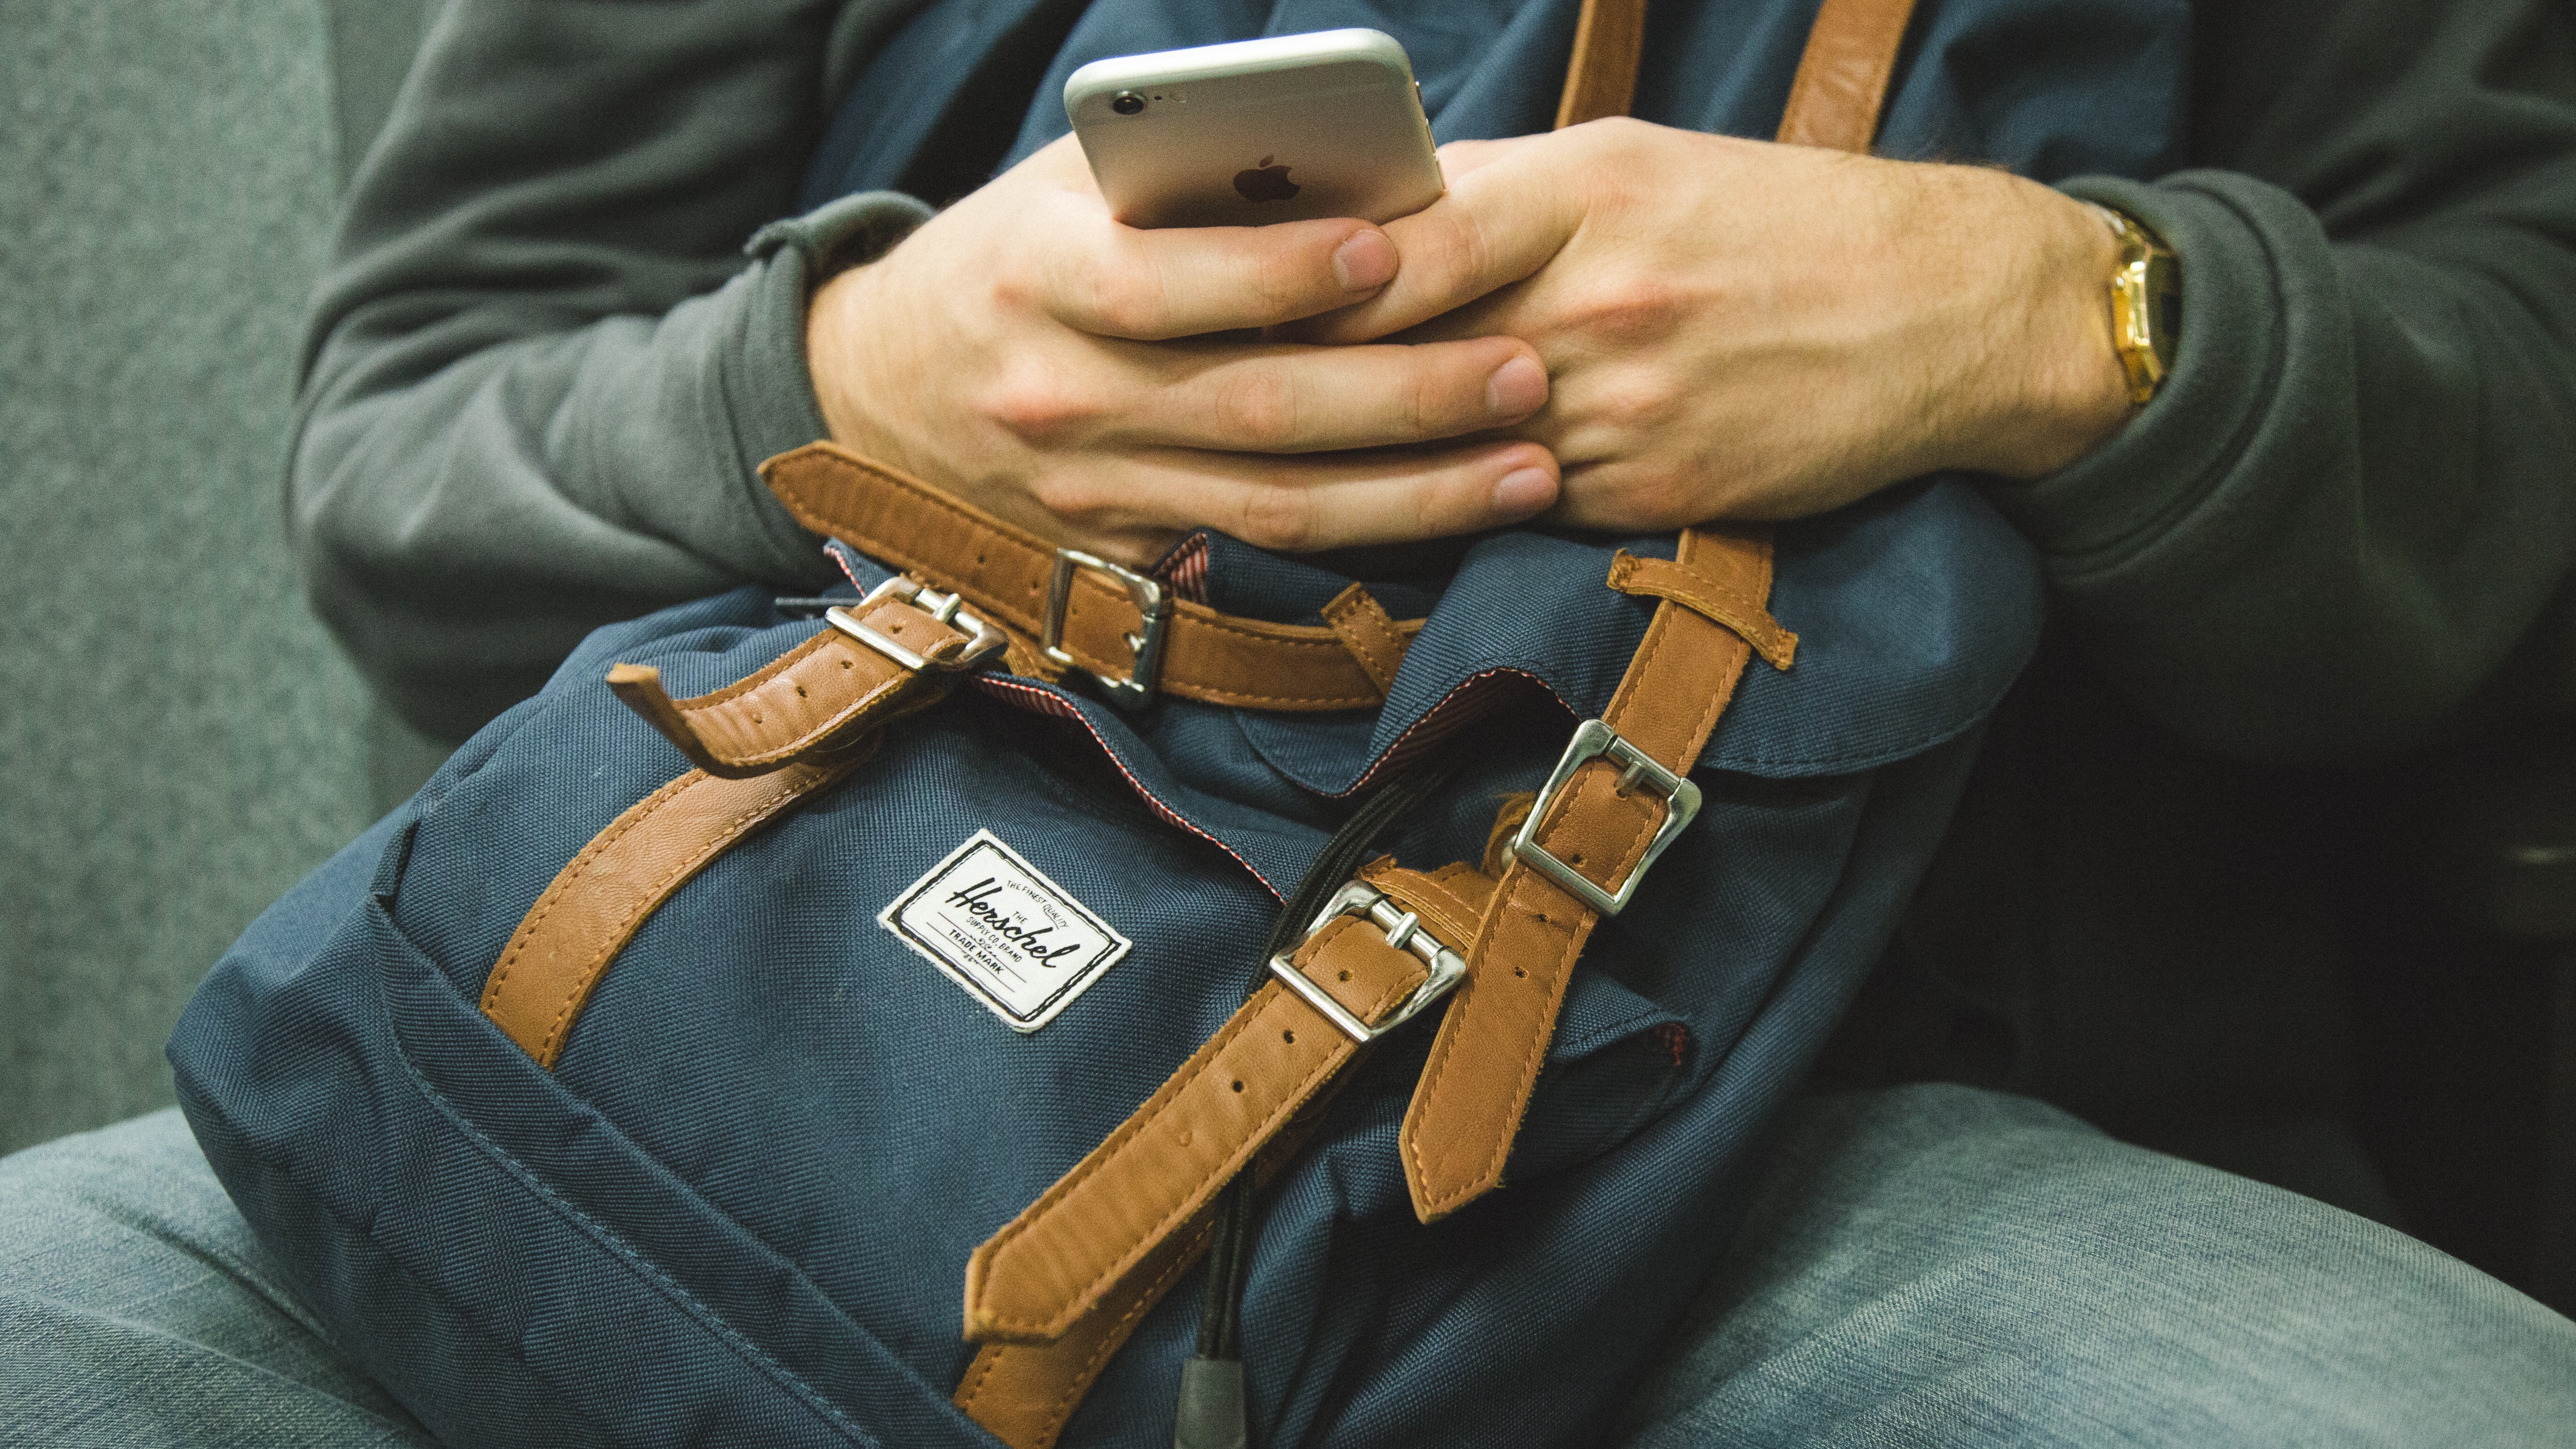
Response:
[0, 0, 431, 1153]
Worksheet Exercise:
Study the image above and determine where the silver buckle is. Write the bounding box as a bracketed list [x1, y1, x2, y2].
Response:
[1511, 719, 1702, 917]
[1266, 881, 1467, 1043]
[826, 576, 1006, 672]
[1041, 549, 1170, 709]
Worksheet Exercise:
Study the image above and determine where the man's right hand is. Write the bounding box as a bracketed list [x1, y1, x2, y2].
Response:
[804, 135, 1560, 566]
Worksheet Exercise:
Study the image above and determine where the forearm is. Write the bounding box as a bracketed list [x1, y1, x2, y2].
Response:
[291, 0, 907, 737]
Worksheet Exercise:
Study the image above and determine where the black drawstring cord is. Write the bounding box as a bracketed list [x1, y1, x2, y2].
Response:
[1175, 757, 1463, 1449]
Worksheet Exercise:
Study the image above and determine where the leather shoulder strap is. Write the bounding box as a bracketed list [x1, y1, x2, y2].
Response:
[1554, 0, 1649, 129]
[1557, 0, 1916, 152]
[1777, 0, 1920, 152]
[1396, 527, 1783, 1220]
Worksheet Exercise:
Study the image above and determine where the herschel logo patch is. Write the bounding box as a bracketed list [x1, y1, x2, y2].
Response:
[878, 829, 1133, 1033]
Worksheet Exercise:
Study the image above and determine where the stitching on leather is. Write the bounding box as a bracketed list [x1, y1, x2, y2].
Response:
[1404, 538, 1771, 1213]
[483, 770, 699, 1021]
[1610, 554, 1794, 667]
[1178, 684, 1384, 709]
[769, 462, 1046, 629]
[1368, 866, 1481, 947]
[1320, 586, 1408, 695]
[772, 455, 1410, 706]
[975, 989, 1283, 1331]
[1472, 889, 1590, 1205]
[533, 769, 837, 1063]
[978, 924, 1414, 1335]
[690, 670, 908, 770]
[1035, 1216, 1216, 1445]
[773, 456, 1412, 658]
[1409, 877, 1595, 1216]
[955, 1343, 1002, 1415]
[672, 629, 834, 711]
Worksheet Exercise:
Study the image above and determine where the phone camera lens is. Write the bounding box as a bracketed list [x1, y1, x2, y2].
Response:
[1111, 91, 1145, 115]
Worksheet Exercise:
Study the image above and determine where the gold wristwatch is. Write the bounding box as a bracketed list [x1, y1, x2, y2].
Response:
[2087, 203, 2179, 406]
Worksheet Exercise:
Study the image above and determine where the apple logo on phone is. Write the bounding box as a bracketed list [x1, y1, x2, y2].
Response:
[1233, 155, 1299, 204]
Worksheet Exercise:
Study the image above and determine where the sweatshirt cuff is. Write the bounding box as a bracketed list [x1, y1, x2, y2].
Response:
[719, 191, 937, 578]
[1989, 171, 2325, 588]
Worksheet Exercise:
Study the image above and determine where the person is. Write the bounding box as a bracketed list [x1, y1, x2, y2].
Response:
[8, 0, 2576, 1443]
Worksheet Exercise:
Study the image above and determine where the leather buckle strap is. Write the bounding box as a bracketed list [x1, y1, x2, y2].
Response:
[1268, 880, 1468, 1041]
[1397, 528, 1784, 1222]
[482, 753, 871, 1069]
[606, 580, 975, 778]
[960, 865, 1472, 1346]
[762, 443, 1419, 711]
[1042, 549, 1169, 708]
[1511, 720, 1702, 917]
[830, 575, 1006, 673]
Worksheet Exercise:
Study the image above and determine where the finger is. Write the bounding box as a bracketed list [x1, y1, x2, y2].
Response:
[1285, 149, 1586, 345]
[1055, 441, 1562, 555]
[1095, 335, 1550, 453]
[1433, 136, 1525, 183]
[1038, 210, 1403, 340]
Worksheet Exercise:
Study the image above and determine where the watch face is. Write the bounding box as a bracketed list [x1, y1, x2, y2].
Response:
[2139, 248, 2179, 375]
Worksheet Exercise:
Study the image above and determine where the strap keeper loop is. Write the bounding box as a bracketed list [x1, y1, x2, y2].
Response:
[1607, 550, 1798, 669]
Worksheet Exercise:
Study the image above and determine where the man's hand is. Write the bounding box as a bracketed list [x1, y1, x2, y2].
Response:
[805, 135, 1561, 565]
[1291, 119, 2138, 530]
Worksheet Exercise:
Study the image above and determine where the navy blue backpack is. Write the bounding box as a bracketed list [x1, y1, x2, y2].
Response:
[171, 0, 2182, 1443]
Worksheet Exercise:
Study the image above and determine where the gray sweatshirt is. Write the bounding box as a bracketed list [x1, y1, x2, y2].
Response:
[293, 0, 2576, 761]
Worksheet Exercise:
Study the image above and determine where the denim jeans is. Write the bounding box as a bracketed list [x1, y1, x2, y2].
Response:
[5, 1087, 2571, 1448]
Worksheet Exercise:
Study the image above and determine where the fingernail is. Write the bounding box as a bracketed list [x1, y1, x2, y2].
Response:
[1333, 230, 1396, 291]
[1485, 355, 1548, 417]
[1492, 466, 1556, 515]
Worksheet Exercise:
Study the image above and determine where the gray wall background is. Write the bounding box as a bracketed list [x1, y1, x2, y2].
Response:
[0, 0, 430, 1152]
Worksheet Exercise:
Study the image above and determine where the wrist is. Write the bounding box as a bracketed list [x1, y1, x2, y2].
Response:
[1947, 178, 2140, 481]
[805, 263, 906, 467]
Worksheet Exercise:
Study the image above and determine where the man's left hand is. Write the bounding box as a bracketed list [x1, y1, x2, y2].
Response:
[1290, 119, 2139, 530]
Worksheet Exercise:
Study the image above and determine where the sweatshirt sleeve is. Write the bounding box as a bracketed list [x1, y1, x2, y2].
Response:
[2001, 0, 2576, 763]
[290, 0, 929, 740]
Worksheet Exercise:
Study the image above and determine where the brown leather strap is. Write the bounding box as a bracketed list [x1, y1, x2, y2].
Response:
[480, 753, 869, 1067]
[1553, 0, 1649, 129]
[960, 862, 1473, 1345]
[953, 1110, 1332, 1449]
[1398, 528, 1777, 1221]
[1607, 549, 1799, 669]
[763, 443, 1425, 711]
[956, 1204, 1222, 1449]
[1320, 584, 1410, 699]
[605, 593, 968, 777]
[1776, 0, 1920, 152]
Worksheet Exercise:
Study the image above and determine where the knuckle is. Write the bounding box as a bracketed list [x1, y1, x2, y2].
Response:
[1087, 270, 1161, 336]
[1251, 247, 1308, 320]
[1402, 369, 1440, 438]
[1029, 469, 1113, 522]
[1599, 372, 1680, 431]
[1614, 463, 1703, 527]
[982, 361, 1099, 444]
[1231, 483, 1316, 551]
[1569, 272, 1684, 345]
[1059, 246, 1162, 336]
[1443, 214, 1499, 295]
[1212, 368, 1301, 450]
[990, 252, 1045, 314]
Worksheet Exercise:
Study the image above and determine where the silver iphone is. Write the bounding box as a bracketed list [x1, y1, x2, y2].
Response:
[1064, 29, 1445, 230]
